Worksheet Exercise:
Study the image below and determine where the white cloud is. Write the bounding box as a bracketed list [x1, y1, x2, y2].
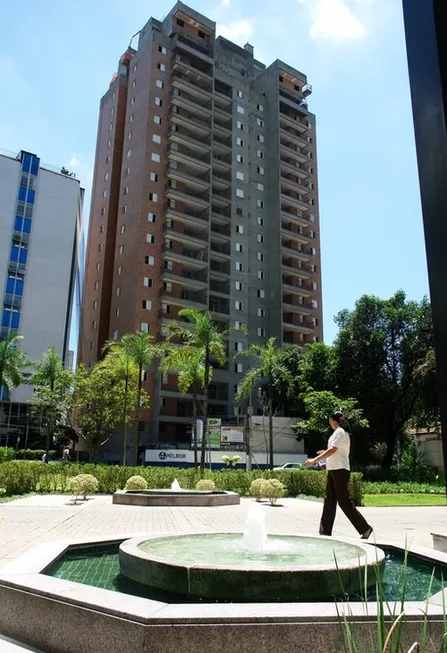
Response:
[299, 0, 367, 42]
[219, 0, 231, 6]
[69, 157, 81, 167]
[217, 19, 253, 43]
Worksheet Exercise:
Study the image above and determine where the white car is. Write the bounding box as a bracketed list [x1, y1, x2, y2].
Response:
[273, 462, 305, 471]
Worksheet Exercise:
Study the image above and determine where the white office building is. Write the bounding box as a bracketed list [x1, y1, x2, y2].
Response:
[0, 149, 83, 436]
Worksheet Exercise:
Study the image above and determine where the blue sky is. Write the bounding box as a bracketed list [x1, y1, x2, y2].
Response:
[0, 0, 428, 344]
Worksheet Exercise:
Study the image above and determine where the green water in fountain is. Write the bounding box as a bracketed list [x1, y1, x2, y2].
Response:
[138, 534, 366, 568]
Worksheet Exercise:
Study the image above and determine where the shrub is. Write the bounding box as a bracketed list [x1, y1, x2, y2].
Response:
[19, 449, 58, 461]
[250, 478, 265, 501]
[0, 448, 15, 463]
[0, 488, 6, 495]
[67, 474, 99, 500]
[125, 475, 148, 491]
[261, 479, 285, 505]
[196, 479, 216, 492]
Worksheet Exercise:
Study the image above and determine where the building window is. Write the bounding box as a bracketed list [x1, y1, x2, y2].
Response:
[151, 153, 160, 163]
[159, 45, 167, 54]
[257, 199, 264, 208]
[163, 281, 172, 292]
[235, 301, 243, 311]
[93, 300, 97, 310]
[141, 322, 150, 333]
[148, 212, 156, 222]
[102, 190, 108, 199]
[132, 79, 137, 89]
[154, 115, 162, 124]
[126, 149, 132, 159]
[114, 308, 120, 317]
[96, 262, 101, 271]
[236, 262, 243, 272]
[257, 234, 264, 243]
[236, 225, 244, 234]
[236, 207, 244, 216]
[235, 281, 243, 291]
[257, 166, 265, 175]
[258, 308, 266, 318]
[235, 363, 243, 373]
[257, 289, 265, 299]
[258, 270, 265, 280]
[150, 172, 159, 182]
[144, 276, 154, 287]
[118, 265, 122, 275]
[112, 329, 118, 340]
[146, 234, 155, 244]
[257, 252, 265, 261]
[237, 90, 244, 98]
[156, 79, 164, 88]
[149, 192, 158, 202]
[101, 207, 106, 216]
[130, 97, 136, 105]
[98, 243, 103, 252]
[152, 134, 161, 144]
[198, 29, 205, 38]
[236, 137, 244, 146]
[236, 171, 244, 181]
[257, 216, 264, 226]
[157, 62, 166, 72]
[236, 154, 244, 163]
[257, 327, 266, 337]
[257, 134, 265, 143]
[142, 300, 152, 310]
[257, 118, 264, 127]
[108, 122, 113, 132]
[237, 105, 244, 114]
[155, 97, 163, 106]
[104, 172, 109, 182]
[119, 245, 124, 254]
[128, 131, 132, 140]
[234, 321, 241, 330]
[124, 185, 129, 195]
[91, 320, 97, 329]
[257, 150, 265, 160]
[122, 205, 127, 214]
[124, 166, 131, 176]
[99, 224, 104, 234]
[257, 103, 264, 112]
[237, 121, 244, 130]
[236, 188, 244, 198]
[177, 17, 185, 26]
[257, 183, 264, 192]
[120, 225, 126, 234]
[94, 281, 99, 290]
[145, 256, 155, 266]
[235, 243, 243, 253]
[116, 286, 121, 296]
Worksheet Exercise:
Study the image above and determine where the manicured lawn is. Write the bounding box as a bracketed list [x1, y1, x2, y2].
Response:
[364, 493, 447, 507]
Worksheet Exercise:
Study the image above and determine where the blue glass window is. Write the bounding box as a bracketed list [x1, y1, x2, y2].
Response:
[14, 216, 23, 231]
[18, 186, 27, 202]
[2, 310, 11, 328]
[10, 246, 19, 263]
[23, 218, 31, 233]
[1, 386, 10, 402]
[19, 249, 27, 265]
[31, 157, 40, 176]
[11, 311, 20, 329]
[22, 153, 31, 173]
[6, 278, 14, 294]
[16, 278, 24, 295]
[27, 189, 35, 204]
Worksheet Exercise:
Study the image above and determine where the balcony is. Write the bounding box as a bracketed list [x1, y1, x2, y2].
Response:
[281, 240, 312, 261]
[282, 315, 314, 334]
[173, 31, 214, 64]
[213, 134, 232, 155]
[280, 127, 309, 150]
[210, 260, 230, 278]
[282, 297, 314, 316]
[211, 187, 231, 208]
[211, 207, 231, 226]
[171, 93, 212, 121]
[168, 144, 210, 173]
[212, 170, 231, 191]
[209, 297, 230, 318]
[280, 172, 310, 194]
[162, 245, 208, 269]
[164, 225, 209, 247]
[167, 164, 210, 192]
[281, 225, 312, 244]
[213, 85, 233, 110]
[279, 140, 308, 164]
[173, 73, 213, 104]
[279, 90, 308, 115]
[161, 268, 208, 291]
[210, 280, 230, 296]
[279, 157, 310, 179]
[165, 184, 210, 211]
[165, 203, 209, 229]
[281, 258, 313, 278]
[169, 108, 211, 138]
[281, 191, 312, 212]
[282, 277, 314, 296]
[173, 57, 213, 85]
[279, 110, 308, 133]
[160, 288, 208, 311]
[211, 223, 231, 241]
[168, 125, 211, 155]
[213, 120, 232, 138]
[210, 241, 231, 259]
[212, 152, 232, 172]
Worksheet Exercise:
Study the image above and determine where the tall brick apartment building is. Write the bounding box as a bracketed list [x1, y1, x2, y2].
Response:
[79, 1, 323, 455]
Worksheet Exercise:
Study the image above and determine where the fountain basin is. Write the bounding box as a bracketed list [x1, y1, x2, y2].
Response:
[119, 533, 385, 601]
[113, 489, 240, 507]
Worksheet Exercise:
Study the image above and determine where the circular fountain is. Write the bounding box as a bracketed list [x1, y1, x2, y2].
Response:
[119, 507, 385, 602]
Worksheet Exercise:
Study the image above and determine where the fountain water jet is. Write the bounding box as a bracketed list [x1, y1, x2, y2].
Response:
[171, 479, 181, 492]
[242, 502, 268, 552]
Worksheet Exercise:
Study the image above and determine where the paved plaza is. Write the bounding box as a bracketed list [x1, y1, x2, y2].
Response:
[1, 493, 446, 569]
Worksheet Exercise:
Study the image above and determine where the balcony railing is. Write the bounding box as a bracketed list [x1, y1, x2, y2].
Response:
[162, 245, 208, 263]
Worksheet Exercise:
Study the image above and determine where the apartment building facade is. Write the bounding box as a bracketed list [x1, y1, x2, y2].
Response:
[0, 149, 83, 436]
[80, 2, 323, 451]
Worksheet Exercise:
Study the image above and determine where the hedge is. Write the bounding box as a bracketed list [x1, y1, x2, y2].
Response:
[0, 448, 15, 463]
[0, 462, 364, 505]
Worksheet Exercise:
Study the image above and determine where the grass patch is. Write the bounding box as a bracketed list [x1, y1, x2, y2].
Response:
[364, 493, 447, 507]
[0, 492, 34, 504]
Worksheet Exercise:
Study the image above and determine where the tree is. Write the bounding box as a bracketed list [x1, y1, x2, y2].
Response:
[292, 390, 369, 460]
[108, 332, 159, 466]
[72, 359, 147, 462]
[236, 337, 295, 470]
[166, 310, 227, 471]
[0, 334, 28, 429]
[298, 342, 338, 394]
[31, 347, 72, 462]
[333, 291, 434, 467]
[160, 345, 207, 468]
[412, 348, 440, 431]
[103, 340, 134, 465]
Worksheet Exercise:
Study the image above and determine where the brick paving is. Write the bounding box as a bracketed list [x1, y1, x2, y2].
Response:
[0, 494, 447, 569]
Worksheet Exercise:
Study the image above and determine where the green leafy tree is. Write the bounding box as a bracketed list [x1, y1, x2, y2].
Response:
[292, 390, 369, 460]
[30, 347, 72, 462]
[411, 348, 439, 431]
[160, 345, 206, 468]
[0, 334, 29, 432]
[107, 332, 160, 466]
[236, 337, 295, 470]
[166, 310, 227, 471]
[72, 359, 148, 462]
[333, 291, 434, 467]
[298, 342, 338, 393]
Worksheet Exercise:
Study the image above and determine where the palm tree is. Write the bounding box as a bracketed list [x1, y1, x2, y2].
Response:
[31, 347, 72, 463]
[167, 310, 227, 471]
[109, 332, 160, 466]
[160, 345, 207, 468]
[236, 338, 295, 470]
[0, 334, 28, 432]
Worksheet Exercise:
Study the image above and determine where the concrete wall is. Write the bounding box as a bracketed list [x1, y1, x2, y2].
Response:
[250, 416, 305, 457]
